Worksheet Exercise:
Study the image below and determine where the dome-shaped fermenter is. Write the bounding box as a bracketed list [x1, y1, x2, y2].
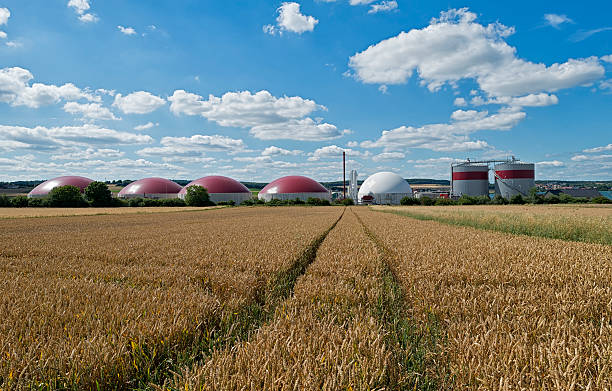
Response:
[258, 176, 330, 202]
[494, 162, 535, 199]
[357, 172, 412, 205]
[28, 176, 94, 198]
[117, 177, 182, 199]
[451, 163, 489, 197]
[178, 176, 252, 204]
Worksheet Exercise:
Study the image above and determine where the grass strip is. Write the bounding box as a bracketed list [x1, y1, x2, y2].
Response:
[374, 207, 612, 245]
[353, 209, 449, 390]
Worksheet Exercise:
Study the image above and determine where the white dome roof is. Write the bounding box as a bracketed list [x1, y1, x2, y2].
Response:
[358, 172, 412, 198]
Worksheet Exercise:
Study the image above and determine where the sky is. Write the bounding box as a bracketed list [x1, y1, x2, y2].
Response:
[0, 0, 611, 182]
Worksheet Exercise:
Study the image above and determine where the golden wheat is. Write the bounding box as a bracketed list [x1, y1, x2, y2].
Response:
[355, 207, 612, 389]
[0, 206, 224, 219]
[0, 207, 341, 389]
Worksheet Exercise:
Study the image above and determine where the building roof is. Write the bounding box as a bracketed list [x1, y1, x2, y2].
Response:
[28, 176, 93, 197]
[118, 177, 182, 197]
[178, 176, 250, 195]
[358, 172, 412, 199]
[545, 189, 602, 198]
[259, 176, 328, 195]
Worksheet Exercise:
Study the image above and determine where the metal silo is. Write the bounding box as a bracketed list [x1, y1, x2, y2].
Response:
[451, 163, 489, 197]
[494, 161, 535, 199]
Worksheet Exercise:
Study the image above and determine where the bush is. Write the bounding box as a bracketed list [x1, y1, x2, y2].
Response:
[591, 196, 612, 204]
[434, 197, 455, 206]
[84, 181, 113, 207]
[184, 185, 212, 206]
[420, 197, 435, 206]
[543, 195, 560, 204]
[400, 196, 420, 206]
[27, 197, 48, 207]
[216, 200, 235, 206]
[0, 195, 10, 207]
[10, 195, 29, 208]
[509, 194, 526, 205]
[306, 197, 331, 206]
[48, 185, 87, 207]
[337, 198, 354, 206]
[491, 195, 508, 205]
[241, 198, 265, 206]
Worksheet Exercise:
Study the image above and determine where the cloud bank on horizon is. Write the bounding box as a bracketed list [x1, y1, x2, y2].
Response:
[0, 1, 610, 182]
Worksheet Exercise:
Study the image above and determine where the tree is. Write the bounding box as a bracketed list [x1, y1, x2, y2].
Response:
[84, 181, 113, 207]
[184, 185, 212, 206]
[400, 196, 420, 206]
[48, 185, 86, 207]
[10, 195, 29, 208]
[509, 194, 526, 205]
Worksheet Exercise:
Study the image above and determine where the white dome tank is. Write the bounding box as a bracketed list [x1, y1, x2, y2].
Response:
[494, 162, 535, 199]
[451, 163, 489, 197]
[358, 172, 412, 205]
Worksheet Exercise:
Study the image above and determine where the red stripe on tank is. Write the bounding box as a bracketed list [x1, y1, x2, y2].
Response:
[452, 172, 488, 180]
[495, 170, 534, 179]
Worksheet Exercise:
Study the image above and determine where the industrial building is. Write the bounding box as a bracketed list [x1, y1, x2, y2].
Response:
[178, 175, 252, 204]
[117, 177, 182, 199]
[258, 175, 331, 202]
[28, 176, 93, 198]
[357, 171, 413, 205]
[451, 157, 535, 199]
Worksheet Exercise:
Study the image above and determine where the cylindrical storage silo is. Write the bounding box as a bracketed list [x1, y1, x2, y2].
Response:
[451, 163, 489, 197]
[494, 162, 535, 199]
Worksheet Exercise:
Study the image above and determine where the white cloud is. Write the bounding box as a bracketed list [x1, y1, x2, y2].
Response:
[350, 0, 376, 4]
[168, 89, 341, 141]
[600, 79, 612, 92]
[63, 102, 119, 121]
[112, 91, 165, 114]
[454, 97, 467, 106]
[0, 31, 6, 39]
[261, 146, 303, 156]
[537, 160, 564, 167]
[0, 124, 153, 151]
[602, 55, 612, 63]
[250, 118, 343, 141]
[544, 14, 573, 29]
[138, 134, 246, 157]
[571, 154, 612, 162]
[67, 0, 98, 23]
[264, 2, 318, 35]
[134, 122, 158, 131]
[378, 85, 389, 94]
[50, 148, 124, 160]
[368, 1, 398, 14]
[0, 8, 9, 26]
[117, 26, 137, 35]
[0, 67, 100, 108]
[361, 108, 525, 152]
[570, 28, 612, 42]
[583, 144, 612, 153]
[372, 152, 405, 162]
[308, 145, 368, 161]
[348, 8, 605, 98]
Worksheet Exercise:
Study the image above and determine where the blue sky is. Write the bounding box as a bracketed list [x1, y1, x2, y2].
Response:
[0, 0, 610, 182]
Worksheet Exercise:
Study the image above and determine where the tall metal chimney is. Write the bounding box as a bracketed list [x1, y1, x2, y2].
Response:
[343, 151, 346, 200]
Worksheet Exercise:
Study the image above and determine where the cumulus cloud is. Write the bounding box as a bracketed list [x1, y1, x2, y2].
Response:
[571, 154, 612, 162]
[372, 152, 405, 162]
[112, 91, 166, 114]
[138, 134, 246, 158]
[361, 108, 525, 152]
[583, 144, 612, 153]
[308, 145, 368, 161]
[602, 55, 612, 63]
[117, 26, 136, 35]
[169, 89, 342, 141]
[544, 14, 573, 29]
[50, 148, 124, 160]
[0, 8, 9, 40]
[0, 124, 153, 151]
[67, 0, 98, 23]
[261, 146, 303, 156]
[264, 2, 318, 35]
[537, 160, 564, 167]
[453, 97, 467, 106]
[63, 102, 119, 121]
[0, 67, 100, 108]
[368, 1, 398, 14]
[348, 8, 605, 98]
[134, 122, 158, 131]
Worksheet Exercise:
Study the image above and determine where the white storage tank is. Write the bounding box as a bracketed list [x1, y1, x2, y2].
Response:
[451, 163, 489, 197]
[494, 162, 535, 199]
[357, 172, 412, 205]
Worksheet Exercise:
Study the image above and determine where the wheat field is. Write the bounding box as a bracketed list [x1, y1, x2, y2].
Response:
[1, 205, 611, 390]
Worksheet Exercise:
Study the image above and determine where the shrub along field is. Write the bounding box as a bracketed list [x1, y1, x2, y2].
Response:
[373, 204, 612, 245]
[1, 206, 611, 390]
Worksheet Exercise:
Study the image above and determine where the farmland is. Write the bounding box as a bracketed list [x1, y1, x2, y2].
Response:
[1, 205, 611, 390]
